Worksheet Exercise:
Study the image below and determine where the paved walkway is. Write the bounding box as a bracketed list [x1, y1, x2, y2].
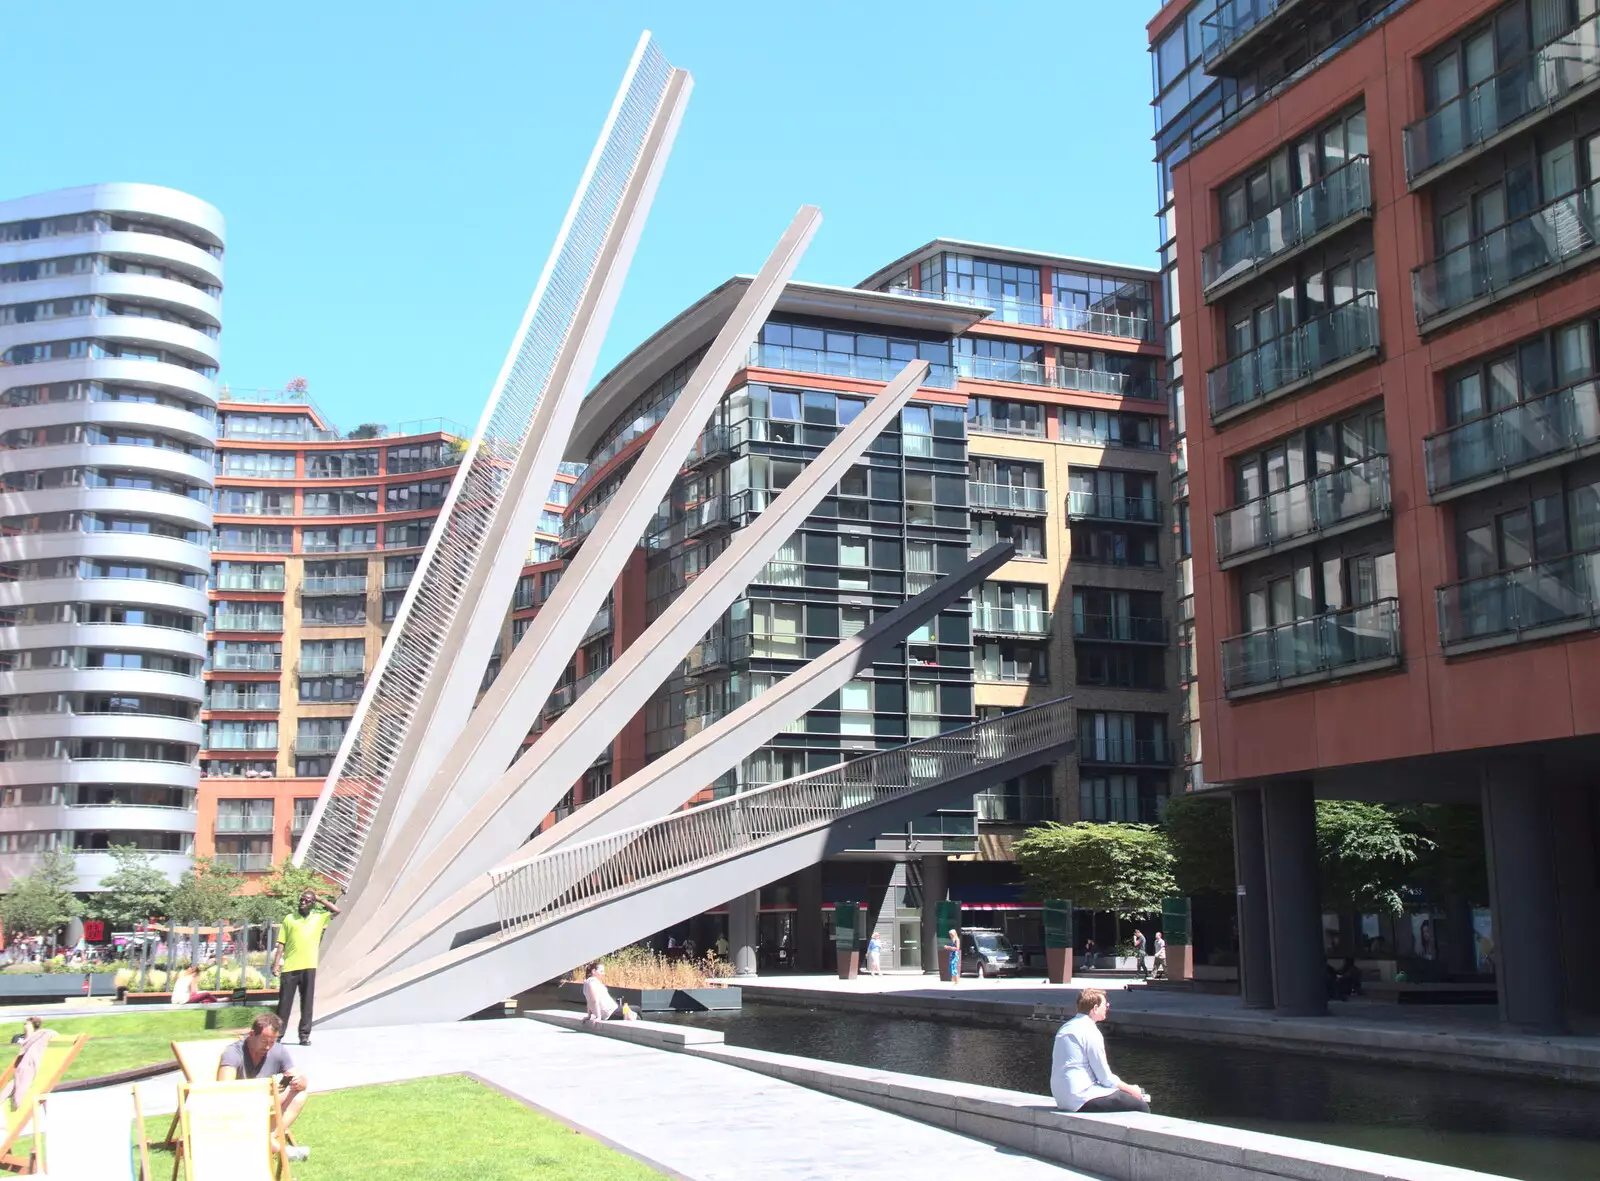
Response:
[114, 1019, 1102, 1180]
[734, 974, 1600, 1083]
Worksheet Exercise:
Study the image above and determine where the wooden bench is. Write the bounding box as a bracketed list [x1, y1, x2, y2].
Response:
[123, 989, 279, 1006]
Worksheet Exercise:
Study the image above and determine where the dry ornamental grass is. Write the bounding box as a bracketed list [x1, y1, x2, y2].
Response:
[568, 944, 734, 989]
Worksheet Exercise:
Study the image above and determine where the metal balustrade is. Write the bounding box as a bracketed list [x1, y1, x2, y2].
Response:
[1413, 180, 1600, 326]
[1425, 380, 1600, 497]
[1202, 156, 1372, 296]
[1221, 598, 1401, 693]
[967, 482, 1046, 513]
[1214, 456, 1390, 565]
[1405, 14, 1600, 184]
[490, 698, 1074, 936]
[1207, 295, 1379, 420]
[1436, 548, 1600, 650]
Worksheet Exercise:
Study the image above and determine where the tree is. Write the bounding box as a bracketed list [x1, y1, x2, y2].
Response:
[95, 845, 172, 930]
[1316, 801, 1434, 917]
[166, 856, 244, 925]
[346, 422, 386, 439]
[1408, 804, 1488, 905]
[0, 849, 84, 942]
[1162, 794, 1235, 896]
[256, 858, 336, 913]
[1013, 823, 1176, 921]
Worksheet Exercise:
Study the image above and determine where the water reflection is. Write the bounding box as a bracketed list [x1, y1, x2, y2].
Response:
[661, 1003, 1600, 1180]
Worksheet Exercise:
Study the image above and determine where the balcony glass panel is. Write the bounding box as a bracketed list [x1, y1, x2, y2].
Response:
[300, 575, 368, 595]
[748, 343, 955, 388]
[1405, 15, 1600, 182]
[212, 852, 272, 873]
[1073, 613, 1169, 643]
[1079, 738, 1172, 766]
[1221, 598, 1400, 691]
[211, 613, 284, 632]
[1413, 181, 1600, 325]
[1436, 549, 1600, 647]
[1202, 156, 1372, 292]
[887, 287, 1148, 340]
[1425, 380, 1600, 495]
[1067, 491, 1163, 523]
[971, 606, 1052, 636]
[1214, 456, 1390, 562]
[1200, 0, 1302, 65]
[1207, 295, 1378, 419]
[967, 483, 1046, 513]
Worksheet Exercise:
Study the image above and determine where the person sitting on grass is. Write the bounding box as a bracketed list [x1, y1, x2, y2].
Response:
[217, 1012, 310, 1162]
[1051, 987, 1150, 1114]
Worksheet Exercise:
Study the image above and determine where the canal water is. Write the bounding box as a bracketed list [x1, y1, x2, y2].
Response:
[660, 1002, 1600, 1179]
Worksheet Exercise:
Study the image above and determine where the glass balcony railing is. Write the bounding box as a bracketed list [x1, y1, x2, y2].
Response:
[1436, 549, 1600, 649]
[747, 343, 955, 388]
[1214, 456, 1390, 565]
[1405, 15, 1600, 183]
[211, 652, 281, 672]
[300, 575, 368, 595]
[215, 814, 275, 833]
[293, 735, 344, 755]
[213, 572, 286, 592]
[581, 606, 612, 643]
[211, 614, 284, 633]
[205, 693, 280, 711]
[968, 414, 1046, 438]
[967, 482, 1047, 514]
[886, 286, 1149, 340]
[1067, 491, 1163, 523]
[1079, 738, 1173, 767]
[383, 570, 415, 589]
[1425, 379, 1600, 496]
[204, 734, 278, 752]
[211, 852, 272, 873]
[1202, 157, 1372, 294]
[954, 355, 1154, 400]
[1413, 181, 1600, 326]
[1072, 613, 1169, 644]
[974, 789, 1057, 824]
[1207, 294, 1379, 420]
[297, 656, 364, 676]
[971, 606, 1052, 636]
[1221, 598, 1401, 693]
[1200, 0, 1308, 66]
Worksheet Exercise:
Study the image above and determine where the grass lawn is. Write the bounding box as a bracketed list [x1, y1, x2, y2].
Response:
[140, 1074, 667, 1180]
[1, 1008, 260, 1083]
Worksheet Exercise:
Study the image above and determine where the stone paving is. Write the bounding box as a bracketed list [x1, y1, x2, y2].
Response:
[110, 1018, 1105, 1180]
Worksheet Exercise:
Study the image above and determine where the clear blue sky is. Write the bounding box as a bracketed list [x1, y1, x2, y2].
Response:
[8, 2, 1158, 432]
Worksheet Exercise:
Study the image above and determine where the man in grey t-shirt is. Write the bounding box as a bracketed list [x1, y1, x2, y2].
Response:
[217, 1012, 310, 1161]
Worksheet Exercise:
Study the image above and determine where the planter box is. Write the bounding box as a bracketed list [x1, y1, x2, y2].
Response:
[556, 981, 741, 1012]
[0, 973, 116, 1000]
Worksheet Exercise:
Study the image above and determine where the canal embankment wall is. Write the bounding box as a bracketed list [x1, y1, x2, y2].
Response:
[732, 982, 1600, 1086]
[525, 1009, 1510, 1181]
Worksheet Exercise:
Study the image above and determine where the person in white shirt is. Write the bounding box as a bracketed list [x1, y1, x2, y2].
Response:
[582, 961, 619, 1025]
[1050, 987, 1149, 1113]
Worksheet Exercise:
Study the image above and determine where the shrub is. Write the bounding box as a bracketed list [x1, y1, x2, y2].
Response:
[569, 945, 733, 989]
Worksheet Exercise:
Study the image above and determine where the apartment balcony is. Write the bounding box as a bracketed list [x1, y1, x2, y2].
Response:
[967, 482, 1047, 515]
[291, 813, 311, 837]
[1202, 156, 1372, 301]
[747, 342, 956, 388]
[1424, 380, 1600, 500]
[300, 575, 368, 596]
[886, 286, 1149, 341]
[211, 852, 272, 873]
[292, 735, 344, 755]
[974, 789, 1058, 824]
[214, 814, 275, 834]
[1413, 182, 1600, 333]
[1066, 491, 1163, 525]
[1220, 598, 1401, 697]
[971, 606, 1052, 638]
[1404, 15, 1600, 189]
[1213, 456, 1391, 569]
[211, 653, 281, 672]
[646, 495, 732, 551]
[211, 613, 284, 633]
[1079, 738, 1173, 768]
[203, 737, 278, 753]
[1436, 549, 1600, 656]
[581, 606, 613, 644]
[968, 414, 1046, 439]
[683, 424, 734, 471]
[1073, 613, 1169, 645]
[297, 657, 364, 677]
[383, 571, 415, 590]
[1199, 0, 1322, 74]
[213, 574, 285, 593]
[205, 693, 280, 711]
[1177, 594, 1196, 623]
[1207, 295, 1379, 425]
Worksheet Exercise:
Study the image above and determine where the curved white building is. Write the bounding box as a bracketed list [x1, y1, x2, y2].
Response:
[0, 184, 224, 892]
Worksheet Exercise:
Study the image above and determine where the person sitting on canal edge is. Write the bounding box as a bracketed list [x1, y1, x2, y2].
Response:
[583, 960, 620, 1024]
[273, 888, 341, 1047]
[218, 1012, 310, 1161]
[1051, 987, 1150, 1115]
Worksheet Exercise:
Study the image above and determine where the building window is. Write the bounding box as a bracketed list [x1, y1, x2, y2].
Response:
[304, 450, 378, 479]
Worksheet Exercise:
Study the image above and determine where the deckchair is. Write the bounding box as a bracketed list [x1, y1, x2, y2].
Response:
[164, 1041, 233, 1147]
[175, 1080, 290, 1181]
[38, 1084, 154, 1180]
[0, 1033, 86, 1173]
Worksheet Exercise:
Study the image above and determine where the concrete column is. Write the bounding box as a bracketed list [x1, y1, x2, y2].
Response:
[919, 854, 948, 974]
[1231, 789, 1274, 1009]
[794, 863, 825, 974]
[1261, 781, 1327, 1017]
[727, 890, 759, 977]
[1482, 761, 1565, 1032]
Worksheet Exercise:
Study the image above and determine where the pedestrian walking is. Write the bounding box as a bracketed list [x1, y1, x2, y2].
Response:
[944, 929, 962, 986]
[1132, 928, 1148, 978]
[866, 932, 883, 976]
[273, 888, 341, 1046]
[1152, 931, 1167, 980]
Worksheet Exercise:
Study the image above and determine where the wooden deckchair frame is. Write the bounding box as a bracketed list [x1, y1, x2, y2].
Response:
[0, 1033, 87, 1173]
[174, 1080, 291, 1181]
[165, 1041, 297, 1155]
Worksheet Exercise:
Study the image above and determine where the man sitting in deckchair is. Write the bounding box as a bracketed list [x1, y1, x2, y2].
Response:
[217, 1012, 309, 1162]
